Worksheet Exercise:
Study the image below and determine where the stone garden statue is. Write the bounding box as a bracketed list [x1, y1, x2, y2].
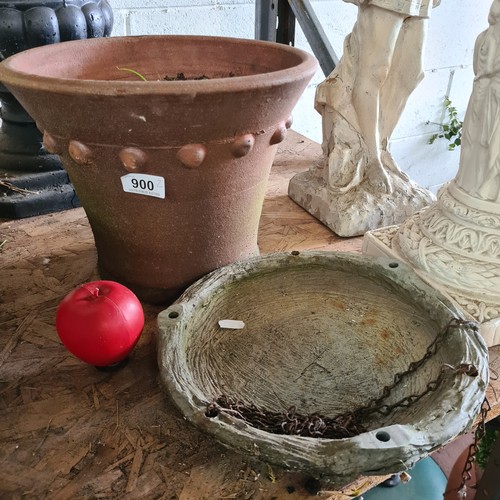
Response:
[454, 0, 500, 202]
[363, 0, 500, 348]
[288, 0, 438, 236]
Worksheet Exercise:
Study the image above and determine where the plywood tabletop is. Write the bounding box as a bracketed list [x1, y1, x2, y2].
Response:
[1, 131, 498, 499]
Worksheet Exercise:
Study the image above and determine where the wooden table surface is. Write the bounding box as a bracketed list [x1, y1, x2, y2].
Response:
[1, 131, 499, 499]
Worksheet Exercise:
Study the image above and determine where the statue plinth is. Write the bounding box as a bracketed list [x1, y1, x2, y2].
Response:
[363, 183, 500, 347]
[289, 153, 435, 238]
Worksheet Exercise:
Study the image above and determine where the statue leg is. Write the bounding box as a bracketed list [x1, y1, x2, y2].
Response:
[379, 16, 428, 153]
[351, 5, 405, 192]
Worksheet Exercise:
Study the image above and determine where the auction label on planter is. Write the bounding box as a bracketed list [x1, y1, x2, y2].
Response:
[120, 174, 165, 199]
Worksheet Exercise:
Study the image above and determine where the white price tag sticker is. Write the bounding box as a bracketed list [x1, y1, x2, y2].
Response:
[120, 173, 165, 199]
[218, 319, 245, 330]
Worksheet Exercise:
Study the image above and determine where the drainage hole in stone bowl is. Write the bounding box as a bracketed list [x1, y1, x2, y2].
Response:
[375, 431, 391, 442]
[388, 262, 399, 269]
[205, 403, 219, 418]
[168, 311, 179, 319]
[291, 250, 300, 256]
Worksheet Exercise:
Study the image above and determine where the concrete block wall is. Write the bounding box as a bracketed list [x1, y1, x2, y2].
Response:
[108, 0, 493, 192]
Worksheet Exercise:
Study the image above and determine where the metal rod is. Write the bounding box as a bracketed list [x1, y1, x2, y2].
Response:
[255, 0, 278, 41]
[287, 0, 339, 75]
[276, 0, 295, 45]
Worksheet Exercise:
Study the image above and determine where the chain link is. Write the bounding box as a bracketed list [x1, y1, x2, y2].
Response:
[206, 318, 481, 440]
[449, 397, 491, 499]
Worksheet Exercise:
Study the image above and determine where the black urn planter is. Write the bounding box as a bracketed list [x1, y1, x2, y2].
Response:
[0, 0, 113, 218]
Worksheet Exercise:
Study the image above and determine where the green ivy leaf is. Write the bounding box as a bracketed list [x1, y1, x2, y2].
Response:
[428, 97, 463, 151]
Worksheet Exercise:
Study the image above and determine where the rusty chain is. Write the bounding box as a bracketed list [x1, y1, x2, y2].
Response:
[448, 397, 491, 499]
[206, 318, 482, 440]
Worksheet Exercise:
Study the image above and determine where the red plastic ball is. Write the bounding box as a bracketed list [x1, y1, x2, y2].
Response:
[56, 280, 145, 366]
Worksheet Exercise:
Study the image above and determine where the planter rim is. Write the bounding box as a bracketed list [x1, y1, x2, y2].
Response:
[0, 35, 319, 97]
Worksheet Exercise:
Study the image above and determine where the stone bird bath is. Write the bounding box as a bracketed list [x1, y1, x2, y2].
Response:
[158, 251, 488, 485]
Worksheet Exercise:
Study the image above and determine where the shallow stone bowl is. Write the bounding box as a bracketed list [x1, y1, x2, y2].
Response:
[157, 251, 488, 484]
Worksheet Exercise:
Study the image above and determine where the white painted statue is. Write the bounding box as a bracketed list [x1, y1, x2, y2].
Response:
[288, 0, 437, 236]
[455, 0, 500, 202]
[363, 0, 500, 348]
[321, 0, 440, 193]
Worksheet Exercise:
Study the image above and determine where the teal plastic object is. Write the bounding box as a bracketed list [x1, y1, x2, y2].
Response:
[363, 458, 447, 500]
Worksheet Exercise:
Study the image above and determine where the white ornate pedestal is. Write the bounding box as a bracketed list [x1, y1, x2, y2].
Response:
[363, 0, 500, 348]
[363, 184, 500, 347]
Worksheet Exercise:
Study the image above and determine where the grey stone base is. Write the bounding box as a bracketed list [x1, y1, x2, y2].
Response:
[288, 164, 435, 237]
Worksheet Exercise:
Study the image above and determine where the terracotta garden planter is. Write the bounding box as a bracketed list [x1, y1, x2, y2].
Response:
[0, 35, 317, 302]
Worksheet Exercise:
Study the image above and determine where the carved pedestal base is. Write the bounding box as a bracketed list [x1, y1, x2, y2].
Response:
[363, 183, 500, 347]
[288, 159, 435, 237]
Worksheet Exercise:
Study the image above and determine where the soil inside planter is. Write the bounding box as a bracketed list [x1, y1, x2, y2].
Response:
[163, 71, 236, 81]
[163, 72, 209, 81]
